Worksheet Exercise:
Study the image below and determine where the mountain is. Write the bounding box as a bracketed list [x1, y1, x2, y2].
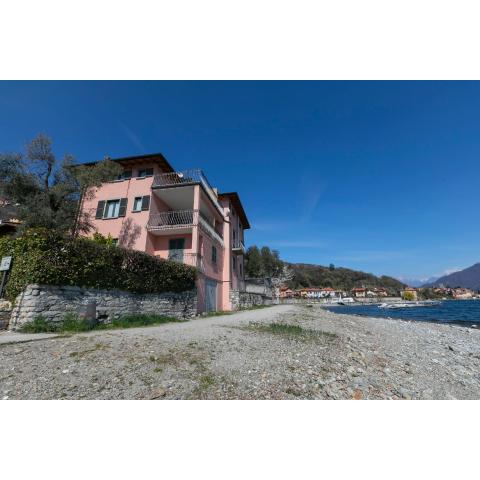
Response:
[425, 263, 480, 290]
[286, 263, 405, 294]
[397, 276, 438, 288]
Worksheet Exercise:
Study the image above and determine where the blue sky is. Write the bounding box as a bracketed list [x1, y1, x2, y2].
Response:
[1, 81, 479, 281]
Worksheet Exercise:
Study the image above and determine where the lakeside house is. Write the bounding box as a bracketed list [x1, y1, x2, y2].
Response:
[351, 287, 367, 298]
[79, 153, 249, 313]
[297, 287, 343, 299]
[452, 288, 474, 299]
[401, 287, 418, 300]
[279, 287, 295, 298]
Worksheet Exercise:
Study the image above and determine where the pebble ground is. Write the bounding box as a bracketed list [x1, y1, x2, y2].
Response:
[1, 304, 479, 399]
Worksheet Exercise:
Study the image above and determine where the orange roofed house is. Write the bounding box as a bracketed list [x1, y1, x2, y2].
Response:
[79, 153, 249, 313]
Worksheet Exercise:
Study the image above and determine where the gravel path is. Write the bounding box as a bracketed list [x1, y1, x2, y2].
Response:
[1, 304, 479, 399]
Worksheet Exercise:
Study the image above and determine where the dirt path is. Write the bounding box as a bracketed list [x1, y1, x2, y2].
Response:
[1, 304, 479, 399]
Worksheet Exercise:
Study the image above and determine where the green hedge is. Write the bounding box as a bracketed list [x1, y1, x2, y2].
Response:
[0, 229, 197, 302]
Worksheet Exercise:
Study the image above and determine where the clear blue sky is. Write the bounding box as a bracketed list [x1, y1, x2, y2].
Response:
[1, 81, 479, 281]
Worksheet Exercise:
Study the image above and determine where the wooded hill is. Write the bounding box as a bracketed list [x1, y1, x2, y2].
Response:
[286, 263, 405, 293]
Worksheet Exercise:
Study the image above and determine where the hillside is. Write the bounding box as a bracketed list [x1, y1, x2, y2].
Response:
[425, 263, 480, 291]
[286, 263, 405, 293]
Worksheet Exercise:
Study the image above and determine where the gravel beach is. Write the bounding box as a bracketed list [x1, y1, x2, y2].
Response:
[1, 304, 479, 399]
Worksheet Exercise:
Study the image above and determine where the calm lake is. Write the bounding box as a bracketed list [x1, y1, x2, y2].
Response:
[325, 300, 480, 327]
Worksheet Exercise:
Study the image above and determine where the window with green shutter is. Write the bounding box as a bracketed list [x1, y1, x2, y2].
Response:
[141, 195, 150, 211]
[95, 200, 106, 219]
[132, 195, 150, 212]
[118, 198, 128, 217]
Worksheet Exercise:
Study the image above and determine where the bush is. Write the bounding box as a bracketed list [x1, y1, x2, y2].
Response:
[18, 316, 59, 333]
[0, 229, 197, 302]
[19, 312, 180, 333]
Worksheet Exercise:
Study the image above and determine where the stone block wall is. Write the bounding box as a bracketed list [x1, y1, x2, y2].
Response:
[0, 300, 12, 330]
[8, 284, 197, 331]
[230, 290, 274, 310]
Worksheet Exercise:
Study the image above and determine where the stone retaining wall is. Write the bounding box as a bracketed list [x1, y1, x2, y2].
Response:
[230, 290, 274, 310]
[0, 301, 12, 330]
[8, 284, 197, 331]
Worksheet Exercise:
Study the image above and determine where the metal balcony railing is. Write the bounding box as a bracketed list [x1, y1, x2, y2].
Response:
[147, 209, 224, 247]
[163, 252, 204, 273]
[198, 214, 224, 246]
[147, 209, 197, 230]
[231, 240, 246, 253]
[152, 169, 223, 213]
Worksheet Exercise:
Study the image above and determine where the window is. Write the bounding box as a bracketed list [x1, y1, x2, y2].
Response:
[240, 263, 243, 278]
[132, 195, 150, 212]
[232, 256, 237, 270]
[133, 197, 143, 212]
[113, 170, 132, 181]
[104, 199, 121, 218]
[211, 245, 217, 264]
[137, 167, 154, 178]
[96, 198, 128, 219]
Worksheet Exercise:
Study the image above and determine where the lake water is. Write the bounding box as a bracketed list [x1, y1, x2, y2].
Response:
[325, 300, 480, 327]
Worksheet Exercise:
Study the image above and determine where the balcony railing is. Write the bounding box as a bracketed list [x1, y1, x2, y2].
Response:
[147, 209, 224, 246]
[147, 210, 197, 230]
[231, 240, 246, 254]
[163, 252, 204, 273]
[152, 169, 223, 213]
[198, 214, 224, 246]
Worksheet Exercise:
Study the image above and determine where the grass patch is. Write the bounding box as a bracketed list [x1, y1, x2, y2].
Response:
[199, 374, 215, 388]
[69, 343, 107, 357]
[200, 304, 274, 318]
[247, 322, 338, 342]
[19, 313, 181, 334]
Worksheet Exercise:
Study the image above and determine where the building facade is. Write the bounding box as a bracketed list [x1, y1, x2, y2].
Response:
[79, 153, 250, 313]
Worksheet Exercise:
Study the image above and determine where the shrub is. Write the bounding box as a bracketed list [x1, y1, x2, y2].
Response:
[0, 229, 197, 302]
[19, 312, 180, 333]
[18, 316, 59, 333]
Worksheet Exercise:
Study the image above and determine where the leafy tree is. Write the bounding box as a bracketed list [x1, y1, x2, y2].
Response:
[329, 263, 335, 271]
[245, 245, 284, 278]
[245, 245, 263, 277]
[92, 232, 116, 247]
[402, 290, 416, 301]
[0, 134, 121, 236]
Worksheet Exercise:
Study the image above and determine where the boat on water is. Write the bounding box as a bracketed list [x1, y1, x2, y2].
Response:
[378, 300, 441, 309]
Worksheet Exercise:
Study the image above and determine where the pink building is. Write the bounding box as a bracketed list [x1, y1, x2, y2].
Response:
[80, 153, 250, 313]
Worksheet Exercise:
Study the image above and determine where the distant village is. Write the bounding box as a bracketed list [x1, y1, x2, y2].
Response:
[278, 285, 479, 301]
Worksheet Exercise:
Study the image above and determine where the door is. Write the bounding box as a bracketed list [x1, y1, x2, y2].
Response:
[168, 238, 185, 262]
[205, 279, 217, 312]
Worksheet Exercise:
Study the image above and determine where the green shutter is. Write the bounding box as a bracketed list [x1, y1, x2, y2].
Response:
[95, 200, 106, 219]
[141, 195, 150, 211]
[118, 198, 128, 217]
[145, 168, 154, 177]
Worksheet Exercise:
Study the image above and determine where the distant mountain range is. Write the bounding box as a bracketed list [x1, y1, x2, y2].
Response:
[424, 263, 480, 291]
[398, 276, 439, 288]
[286, 263, 405, 293]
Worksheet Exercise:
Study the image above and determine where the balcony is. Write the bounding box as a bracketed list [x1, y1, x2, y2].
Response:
[163, 252, 204, 273]
[231, 240, 246, 255]
[151, 169, 223, 214]
[147, 209, 224, 247]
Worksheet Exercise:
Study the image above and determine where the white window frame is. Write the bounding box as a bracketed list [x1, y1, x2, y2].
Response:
[104, 199, 121, 219]
[132, 196, 143, 212]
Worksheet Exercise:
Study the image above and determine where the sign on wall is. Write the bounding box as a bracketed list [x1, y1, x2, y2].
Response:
[0, 256, 12, 272]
